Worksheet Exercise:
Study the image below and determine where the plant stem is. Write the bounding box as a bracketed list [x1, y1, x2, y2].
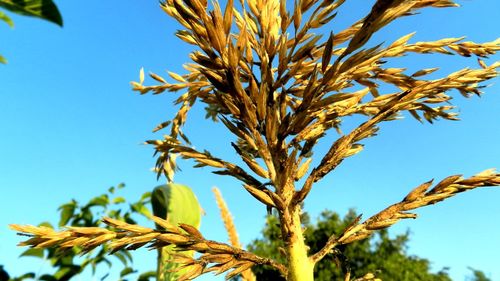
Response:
[157, 248, 164, 281]
[282, 205, 314, 281]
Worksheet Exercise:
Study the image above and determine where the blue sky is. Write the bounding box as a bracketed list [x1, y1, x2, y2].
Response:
[1, 0, 499, 280]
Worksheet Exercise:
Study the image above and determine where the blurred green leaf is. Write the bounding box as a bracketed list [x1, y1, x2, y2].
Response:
[19, 248, 44, 258]
[0, 10, 13, 27]
[108, 209, 121, 218]
[122, 249, 133, 263]
[123, 212, 136, 224]
[0, 0, 63, 26]
[120, 267, 135, 277]
[87, 194, 109, 207]
[113, 251, 128, 266]
[112, 196, 126, 204]
[58, 204, 75, 226]
[38, 221, 53, 228]
[52, 254, 74, 267]
[152, 183, 202, 281]
[53, 266, 78, 279]
[138, 271, 156, 281]
[131, 202, 152, 217]
[152, 183, 202, 228]
[14, 272, 36, 280]
[0, 54, 6, 64]
[39, 274, 57, 281]
[140, 191, 151, 202]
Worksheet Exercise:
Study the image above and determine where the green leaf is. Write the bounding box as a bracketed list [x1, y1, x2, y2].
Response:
[19, 248, 44, 258]
[152, 183, 202, 228]
[112, 196, 126, 204]
[122, 249, 133, 263]
[53, 266, 79, 279]
[138, 271, 156, 281]
[108, 209, 121, 218]
[15, 272, 36, 280]
[113, 251, 128, 266]
[151, 183, 202, 280]
[131, 202, 152, 217]
[0, 10, 14, 27]
[120, 267, 135, 277]
[140, 191, 151, 202]
[87, 194, 109, 207]
[52, 254, 74, 267]
[39, 274, 57, 281]
[1, 54, 7, 64]
[0, 0, 63, 26]
[59, 204, 75, 226]
[38, 221, 53, 228]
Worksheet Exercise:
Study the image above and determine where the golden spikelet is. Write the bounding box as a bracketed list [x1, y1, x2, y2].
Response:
[212, 187, 256, 281]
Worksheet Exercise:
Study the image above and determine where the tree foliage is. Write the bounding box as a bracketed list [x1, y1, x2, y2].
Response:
[466, 268, 492, 281]
[4, 184, 155, 281]
[249, 210, 452, 281]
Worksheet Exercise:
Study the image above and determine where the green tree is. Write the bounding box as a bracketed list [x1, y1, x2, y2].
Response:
[249, 210, 452, 281]
[467, 268, 492, 281]
[0, 0, 62, 63]
[4, 184, 156, 281]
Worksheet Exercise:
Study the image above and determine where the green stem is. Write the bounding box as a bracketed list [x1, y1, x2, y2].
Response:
[282, 206, 314, 281]
[157, 248, 164, 281]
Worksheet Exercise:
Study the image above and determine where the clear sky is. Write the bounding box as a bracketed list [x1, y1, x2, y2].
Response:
[1, 0, 499, 280]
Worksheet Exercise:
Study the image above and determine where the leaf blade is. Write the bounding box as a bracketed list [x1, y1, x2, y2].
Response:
[0, 0, 63, 26]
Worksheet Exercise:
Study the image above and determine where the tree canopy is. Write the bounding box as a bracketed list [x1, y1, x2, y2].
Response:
[248, 209, 490, 281]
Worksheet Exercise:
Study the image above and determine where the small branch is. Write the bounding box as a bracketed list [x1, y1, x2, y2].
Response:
[309, 169, 500, 265]
[310, 214, 362, 264]
[149, 138, 263, 187]
[335, 169, 500, 245]
[294, 91, 411, 204]
[310, 234, 339, 264]
[10, 215, 287, 280]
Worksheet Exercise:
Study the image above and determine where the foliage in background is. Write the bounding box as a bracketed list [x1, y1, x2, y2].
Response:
[3, 183, 204, 281]
[248, 210, 491, 281]
[466, 268, 493, 281]
[3, 187, 493, 281]
[0, 0, 62, 63]
[151, 183, 203, 281]
[3, 184, 155, 281]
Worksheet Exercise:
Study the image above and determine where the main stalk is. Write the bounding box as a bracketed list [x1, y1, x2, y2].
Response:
[281, 205, 314, 281]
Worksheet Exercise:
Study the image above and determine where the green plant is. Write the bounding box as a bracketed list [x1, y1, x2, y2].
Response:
[11, 0, 500, 280]
[6, 184, 156, 281]
[0, 0, 62, 63]
[467, 268, 492, 281]
[152, 183, 203, 281]
[5, 182, 203, 281]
